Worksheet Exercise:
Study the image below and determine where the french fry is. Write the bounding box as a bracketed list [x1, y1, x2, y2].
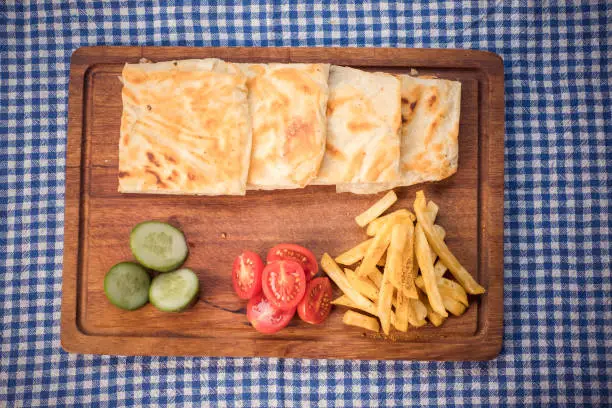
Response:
[331, 295, 354, 307]
[418, 289, 446, 327]
[378, 248, 397, 334]
[358, 221, 393, 277]
[434, 260, 448, 279]
[393, 292, 409, 332]
[413, 201, 440, 275]
[415, 275, 469, 308]
[415, 224, 448, 317]
[399, 220, 418, 299]
[366, 209, 415, 236]
[354, 190, 397, 227]
[377, 250, 387, 266]
[407, 298, 428, 327]
[386, 223, 416, 300]
[320, 253, 377, 316]
[443, 297, 467, 316]
[343, 310, 380, 332]
[335, 239, 373, 265]
[345, 268, 379, 301]
[414, 191, 486, 295]
[369, 269, 383, 288]
[426, 201, 439, 222]
[431, 225, 446, 261]
[332, 295, 388, 319]
[439, 278, 469, 306]
[394, 292, 427, 327]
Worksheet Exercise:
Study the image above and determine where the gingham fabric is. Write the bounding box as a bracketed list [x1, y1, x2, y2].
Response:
[1, 0, 610, 406]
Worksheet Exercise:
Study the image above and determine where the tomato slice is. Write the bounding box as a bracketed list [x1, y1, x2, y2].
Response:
[298, 277, 333, 324]
[262, 260, 307, 310]
[232, 251, 264, 300]
[266, 244, 319, 280]
[247, 293, 295, 334]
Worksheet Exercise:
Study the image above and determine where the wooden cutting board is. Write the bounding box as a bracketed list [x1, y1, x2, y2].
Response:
[61, 46, 504, 360]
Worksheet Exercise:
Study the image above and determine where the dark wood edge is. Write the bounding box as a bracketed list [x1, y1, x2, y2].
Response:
[61, 46, 504, 360]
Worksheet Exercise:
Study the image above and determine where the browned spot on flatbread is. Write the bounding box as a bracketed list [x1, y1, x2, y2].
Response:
[146, 152, 161, 167]
[164, 154, 177, 164]
[122, 134, 130, 146]
[432, 143, 443, 153]
[188, 172, 196, 181]
[327, 95, 353, 116]
[272, 68, 317, 95]
[325, 143, 345, 160]
[347, 121, 377, 133]
[145, 169, 167, 188]
[427, 94, 437, 108]
[410, 101, 417, 111]
[283, 118, 315, 160]
[118, 171, 130, 178]
[424, 120, 438, 146]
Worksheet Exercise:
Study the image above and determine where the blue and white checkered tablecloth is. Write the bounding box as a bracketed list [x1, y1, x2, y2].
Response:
[1, 0, 610, 406]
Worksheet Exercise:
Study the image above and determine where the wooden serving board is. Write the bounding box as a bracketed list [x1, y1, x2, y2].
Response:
[62, 47, 504, 360]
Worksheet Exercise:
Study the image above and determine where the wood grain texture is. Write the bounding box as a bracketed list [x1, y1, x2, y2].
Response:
[61, 46, 504, 360]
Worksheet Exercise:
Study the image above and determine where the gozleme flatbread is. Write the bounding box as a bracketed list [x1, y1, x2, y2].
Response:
[316, 65, 402, 194]
[240, 63, 330, 189]
[336, 75, 461, 194]
[395, 75, 461, 185]
[118, 59, 252, 195]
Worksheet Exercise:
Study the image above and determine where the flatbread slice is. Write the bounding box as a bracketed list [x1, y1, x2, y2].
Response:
[241, 63, 330, 189]
[315, 65, 402, 194]
[337, 75, 461, 193]
[394, 75, 461, 186]
[118, 59, 252, 195]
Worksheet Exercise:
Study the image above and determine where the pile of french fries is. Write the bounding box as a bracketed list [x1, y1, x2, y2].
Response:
[321, 190, 486, 335]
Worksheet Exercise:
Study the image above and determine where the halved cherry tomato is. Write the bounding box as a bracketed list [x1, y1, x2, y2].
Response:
[266, 244, 319, 280]
[232, 251, 264, 300]
[247, 293, 295, 334]
[298, 277, 333, 324]
[262, 260, 306, 310]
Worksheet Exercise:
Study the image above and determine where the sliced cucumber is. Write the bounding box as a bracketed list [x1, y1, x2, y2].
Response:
[104, 262, 150, 310]
[149, 268, 199, 312]
[130, 221, 188, 272]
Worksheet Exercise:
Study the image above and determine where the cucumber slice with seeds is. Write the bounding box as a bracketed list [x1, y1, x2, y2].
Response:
[149, 268, 199, 312]
[104, 262, 150, 310]
[130, 221, 188, 272]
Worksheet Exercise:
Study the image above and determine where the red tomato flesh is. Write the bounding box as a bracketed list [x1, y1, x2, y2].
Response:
[232, 251, 264, 300]
[247, 293, 295, 334]
[262, 260, 307, 310]
[267, 244, 319, 280]
[298, 277, 333, 324]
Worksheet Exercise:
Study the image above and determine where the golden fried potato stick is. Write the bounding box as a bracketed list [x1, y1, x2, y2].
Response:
[368, 268, 383, 288]
[377, 250, 387, 267]
[415, 223, 448, 317]
[431, 225, 446, 262]
[399, 220, 418, 299]
[418, 289, 446, 327]
[321, 253, 377, 316]
[343, 310, 380, 332]
[443, 297, 467, 316]
[415, 275, 469, 307]
[378, 254, 396, 335]
[358, 221, 393, 277]
[345, 268, 380, 301]
[335, 238, 373, 265]
[331, 295, 354, 308]
[434, 260, 448, 279]
[393, 292, 409, 332]
[354, 190, 397, 227]
[414, 191, 486, 295]
[366, 209, 415, 237]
